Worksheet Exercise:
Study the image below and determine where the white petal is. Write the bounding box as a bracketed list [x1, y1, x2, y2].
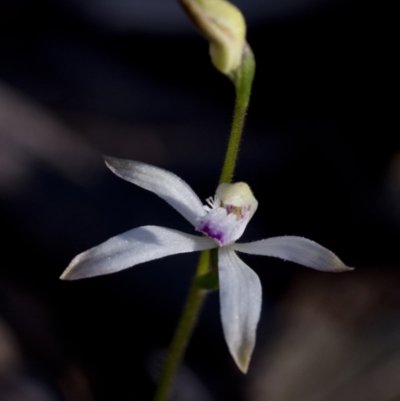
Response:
[104, 157, 205, 226]
[61, 226, 216, 280]
[233, 236, 353, 272]
[218, 247, 262, 373]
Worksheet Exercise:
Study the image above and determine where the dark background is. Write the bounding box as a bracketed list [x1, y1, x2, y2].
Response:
[0, 0, 399, 400]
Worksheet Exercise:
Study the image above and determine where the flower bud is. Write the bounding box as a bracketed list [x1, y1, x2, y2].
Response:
[179, 0, 246, 75]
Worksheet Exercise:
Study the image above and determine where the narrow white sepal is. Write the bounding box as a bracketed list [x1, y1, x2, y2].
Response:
[218, 247, 262, 373]
[61, 226, 216, 280]
[104, 157, 206, 227]
[233, 236, 353, 272]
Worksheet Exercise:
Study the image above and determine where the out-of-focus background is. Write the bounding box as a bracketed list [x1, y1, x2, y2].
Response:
[0, 0, 399, 400]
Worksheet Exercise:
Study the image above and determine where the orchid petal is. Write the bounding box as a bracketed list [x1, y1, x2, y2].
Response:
[61, 226, 216, 280]
[218, 247, 262, 373]
[233, 236, 352, 272]
[104, 157, 205, 226]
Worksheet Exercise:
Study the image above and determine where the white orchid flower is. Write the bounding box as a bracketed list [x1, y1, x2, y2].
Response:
[61, 157, 352, 373]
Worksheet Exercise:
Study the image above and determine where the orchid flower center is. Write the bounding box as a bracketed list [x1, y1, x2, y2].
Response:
[196, 182, 258, 246]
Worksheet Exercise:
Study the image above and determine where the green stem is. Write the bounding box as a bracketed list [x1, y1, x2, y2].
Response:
[219, 44, 255, 184]
[153, 250, 210, 401]
[153, 45, 255, 401]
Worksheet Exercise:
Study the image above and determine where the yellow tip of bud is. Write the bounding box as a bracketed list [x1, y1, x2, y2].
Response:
[179, 0, 246, 75]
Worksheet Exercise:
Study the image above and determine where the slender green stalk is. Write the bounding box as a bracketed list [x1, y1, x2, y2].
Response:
[219, 45, 255, 184]
[153, 251, 210, 401]
[153, 46, 255, 401]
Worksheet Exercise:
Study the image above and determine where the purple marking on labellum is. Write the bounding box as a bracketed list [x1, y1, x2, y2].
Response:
[199, 223, 224, 245]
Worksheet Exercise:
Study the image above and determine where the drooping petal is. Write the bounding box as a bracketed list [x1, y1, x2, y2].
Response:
[218, 247, 262, 373]
[233, 236, 353, 272]
[61, 226, 216, 280]
[104, 157, 206, 226]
